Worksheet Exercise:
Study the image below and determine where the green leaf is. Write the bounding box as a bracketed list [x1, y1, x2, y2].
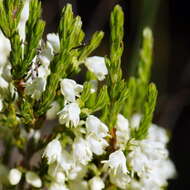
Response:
[92, 85, 109, 112]
[23, 0, 45, 77]
[36, 4, 104, 117]
[135, 83, 158, 140]
[78, 31, 104, 61]
[108, 5, 124, 83]
[0, 0, 23, 38]
[138, 27, 153, 85]
[123, 77, 137, 118]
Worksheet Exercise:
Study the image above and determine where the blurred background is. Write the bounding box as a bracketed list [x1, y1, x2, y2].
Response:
[40, 0, 190, 189]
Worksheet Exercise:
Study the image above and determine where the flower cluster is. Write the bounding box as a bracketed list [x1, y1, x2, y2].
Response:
[0, 0, 176, 189]
[42, 110, 176, 190]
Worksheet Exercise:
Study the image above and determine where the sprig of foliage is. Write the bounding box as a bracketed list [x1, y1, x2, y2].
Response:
[36, 4, 104, 116]
[134, 83, 158, 139]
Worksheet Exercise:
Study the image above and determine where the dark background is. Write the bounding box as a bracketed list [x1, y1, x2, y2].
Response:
[40, 0, 190, 189]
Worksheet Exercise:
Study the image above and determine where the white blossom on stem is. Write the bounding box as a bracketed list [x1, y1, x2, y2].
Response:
[115, 114, 130, 149]
[43, 138, 62, 164]
[102, 150, 128, 174]
[72, 137, 92, 165]
[60, 79, 83, 102]
[25, 77, 46, 100]
[58, 103, 80, 127]
[47, 33, 60, 53]
[8, 169, 22, 185]
[86, 134, 108, 155]
[89, 176, 105, 190]
[86, 115, 108, 138]
[85, 56, 108, 81]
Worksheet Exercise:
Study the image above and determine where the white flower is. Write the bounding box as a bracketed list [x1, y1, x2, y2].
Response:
[39, 42, 54, 66]
[8, 169, 22, 185]
[2, 63, 11, 82]
[25, 77, 46, 100]
[72, 137, 92, 165]
[0, 31, 11, 65]
[127, 147, 149, 177]
[145, 159, 176, 187]
[58, 103, 80, 127]
[110, 167, 131, 189]
[0, 76, 9, 89]
[148, 124, 169, 144]
[48, 163, 66, 184]
[49, 182, 69, 190]
[85, 56, 108, 81]
[102, 150, 128, 174]
[43, 138, 62, 164]
[37, 64, 50, 79]
[139, 139, 168, 160]
[59, 150, 73, 173]
[25, 171, 42, 188]
[89, 176, 105, 190]
[46, 101, 60, 120]
[60, 79, 83, 102]
[115, 114, 130, 149]
[47, 33, 60, 53]
[86, 115, 108, 138]
[161, 159, 176, 180]
[18, 0, 30, 40]
[86, 134, 108, 155]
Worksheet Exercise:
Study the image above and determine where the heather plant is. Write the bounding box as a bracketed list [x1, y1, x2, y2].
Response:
[0, 0, 176, 189]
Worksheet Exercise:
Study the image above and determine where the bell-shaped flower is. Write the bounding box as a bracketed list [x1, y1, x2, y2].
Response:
[43, 138, 62, 164]
[86, 115, 108, 138]
[72, 137, 92, 165]
[60, 79, 83, 102]
[58, 103, 80, 127]
[25, 171, 42, 188]
[139, 139, 168, 160]
[127, 147, 149, 177]
[102, 150, 128, 174]
[8, 169, 22, 185]
[86, 134, 108, 155]
[0, 31, 11, 64]
[18, 0, 29, 40]
[109, 166, 131, 189]
[85, 56, 108, 81]
[39, 41, 54, 66]
[25, 77, 46, 100]
[115, 114, 130, 149]
[47, 33, 60, 53]
[148, 124, 169, 145]
[59, 150, 73, 173]
[89, 176, 105, 190]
